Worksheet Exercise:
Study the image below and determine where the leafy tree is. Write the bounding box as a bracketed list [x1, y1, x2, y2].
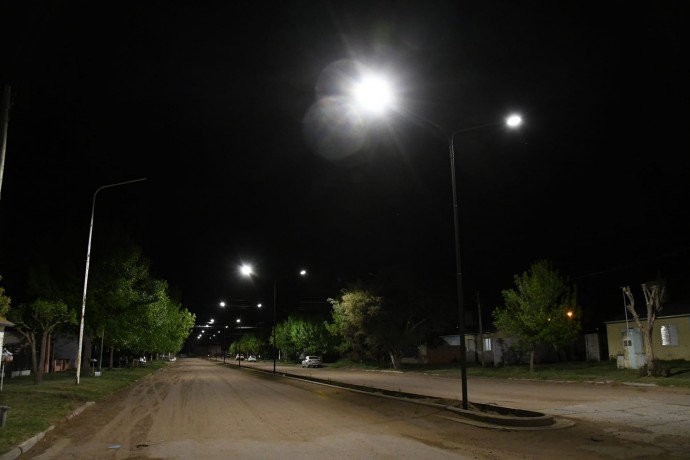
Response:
[0, 275, 10, 317]
[229, 334, 266, 357]
[269, 316, 334, 361]
[328, 288, 383, 362]
[327, 282, 428, 369]
[291, 317, 332, 355]
[622, 284, 664, 377]
[89, 246, 152, 368]
[493, 260, 580, 373]
[89, 246, 194, 367]
[9, 298, 77, 384]
[242, 334, 267, 357]
[273, 317, 300, 361]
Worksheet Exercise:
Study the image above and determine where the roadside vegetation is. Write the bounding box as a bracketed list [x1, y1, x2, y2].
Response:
[2, 242, 195, 385]
[0, 360, 166, 454]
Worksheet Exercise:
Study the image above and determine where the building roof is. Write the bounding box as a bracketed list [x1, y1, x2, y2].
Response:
[0, 316, 14, 327]
[604, 303, 690, 324]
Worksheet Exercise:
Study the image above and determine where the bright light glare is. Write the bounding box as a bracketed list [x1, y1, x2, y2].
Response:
[236, 318, 241, 323]
[257, 303, 262, 308]
[240, 264, 253, 276]
[219, 301, 226, 307]
[299, 269, 307, 276]
[353, 75, 394, 114]
[506, 114, 522, 128]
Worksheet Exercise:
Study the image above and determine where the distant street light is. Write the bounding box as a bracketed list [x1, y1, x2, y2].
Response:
[350, 71, 522, 409]
[75, 178, 147, 385]
[506, 114, 523, 128]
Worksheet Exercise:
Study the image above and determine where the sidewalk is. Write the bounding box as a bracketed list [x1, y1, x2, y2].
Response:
[244, 360, 690, 455]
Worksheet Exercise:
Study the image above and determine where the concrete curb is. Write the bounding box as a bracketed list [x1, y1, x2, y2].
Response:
[0, 402, 94, 460]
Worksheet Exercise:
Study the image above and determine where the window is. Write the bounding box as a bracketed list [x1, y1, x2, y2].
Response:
[483, 338, 492, 352]
[660, 325, 679, 346]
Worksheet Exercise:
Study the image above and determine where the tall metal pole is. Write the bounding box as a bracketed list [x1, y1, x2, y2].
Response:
[477, 290, 485, 367]
[0, 85, 11, 201]
[448, 134, 468, 409]
[272, 281, 278, 373]
[75, 178, 147, 384]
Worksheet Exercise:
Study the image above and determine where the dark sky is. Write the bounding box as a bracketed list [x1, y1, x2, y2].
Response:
[1, 1, 688, 330]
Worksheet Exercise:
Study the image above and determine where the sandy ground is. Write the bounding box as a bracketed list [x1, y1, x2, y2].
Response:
[18, 359, 689, 459]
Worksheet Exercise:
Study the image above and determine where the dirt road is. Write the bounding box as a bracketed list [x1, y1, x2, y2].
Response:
[19, 359, 687, 459]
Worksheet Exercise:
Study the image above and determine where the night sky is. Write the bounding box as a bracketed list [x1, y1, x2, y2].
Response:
[1, 2, 688, 332]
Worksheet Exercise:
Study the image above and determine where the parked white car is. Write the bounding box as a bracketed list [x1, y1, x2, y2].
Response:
[301, 356, 322, 368]
[247, 355, 257, 362]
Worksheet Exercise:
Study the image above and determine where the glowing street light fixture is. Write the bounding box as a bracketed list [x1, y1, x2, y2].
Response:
[352, 73, 395, 115]
[219, 301, 226, 308]
[240, 264, 253, 276]
[506, 114, 523, 128]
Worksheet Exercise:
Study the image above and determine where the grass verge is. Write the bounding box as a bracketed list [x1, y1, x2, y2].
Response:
[0, 362, 165, 454]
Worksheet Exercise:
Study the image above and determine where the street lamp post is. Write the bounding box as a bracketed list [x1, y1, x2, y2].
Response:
[240, 265, 306, 374]
[223, 325, 227, 363]
[236, 317, 242, 367]
[75, 178, 147, 385]
[444, 118, 522, 409]
[271, 269, 307, 373]
[350, 72, 522, 409]
[273, 270, 307, 374]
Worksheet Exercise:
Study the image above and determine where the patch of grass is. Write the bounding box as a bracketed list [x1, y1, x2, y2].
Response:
[0, 362, 165, 453]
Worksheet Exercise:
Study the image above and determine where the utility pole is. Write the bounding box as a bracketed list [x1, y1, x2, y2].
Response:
[477, 291, 485, 367]
[0, 85, 11, 201]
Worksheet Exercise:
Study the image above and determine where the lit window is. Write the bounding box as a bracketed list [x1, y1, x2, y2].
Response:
[660, 325, 679, 346]
[483, 338, 492, 352]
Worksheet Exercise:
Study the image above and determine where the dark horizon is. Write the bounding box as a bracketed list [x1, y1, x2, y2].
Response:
[1, 2, 688, 332]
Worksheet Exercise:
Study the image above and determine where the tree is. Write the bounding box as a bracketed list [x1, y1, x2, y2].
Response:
[89, 246, 194, 367]
[328, 288, 383, 362]
[9, 298, 77, 384]
[273, 317, 300, 361]
[0, 275, 10, 317]
[493, 260, 581, 373]
[89, 246, 152, 368]
[622, 284, 664, 377]
[229, 334, 266, 358]
[270, 316, 334, 360]
[327, 286, 423, 369]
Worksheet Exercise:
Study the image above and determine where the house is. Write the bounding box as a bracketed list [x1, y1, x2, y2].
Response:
[604, 303, 690, 368]
[0, 316, 13, 354]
